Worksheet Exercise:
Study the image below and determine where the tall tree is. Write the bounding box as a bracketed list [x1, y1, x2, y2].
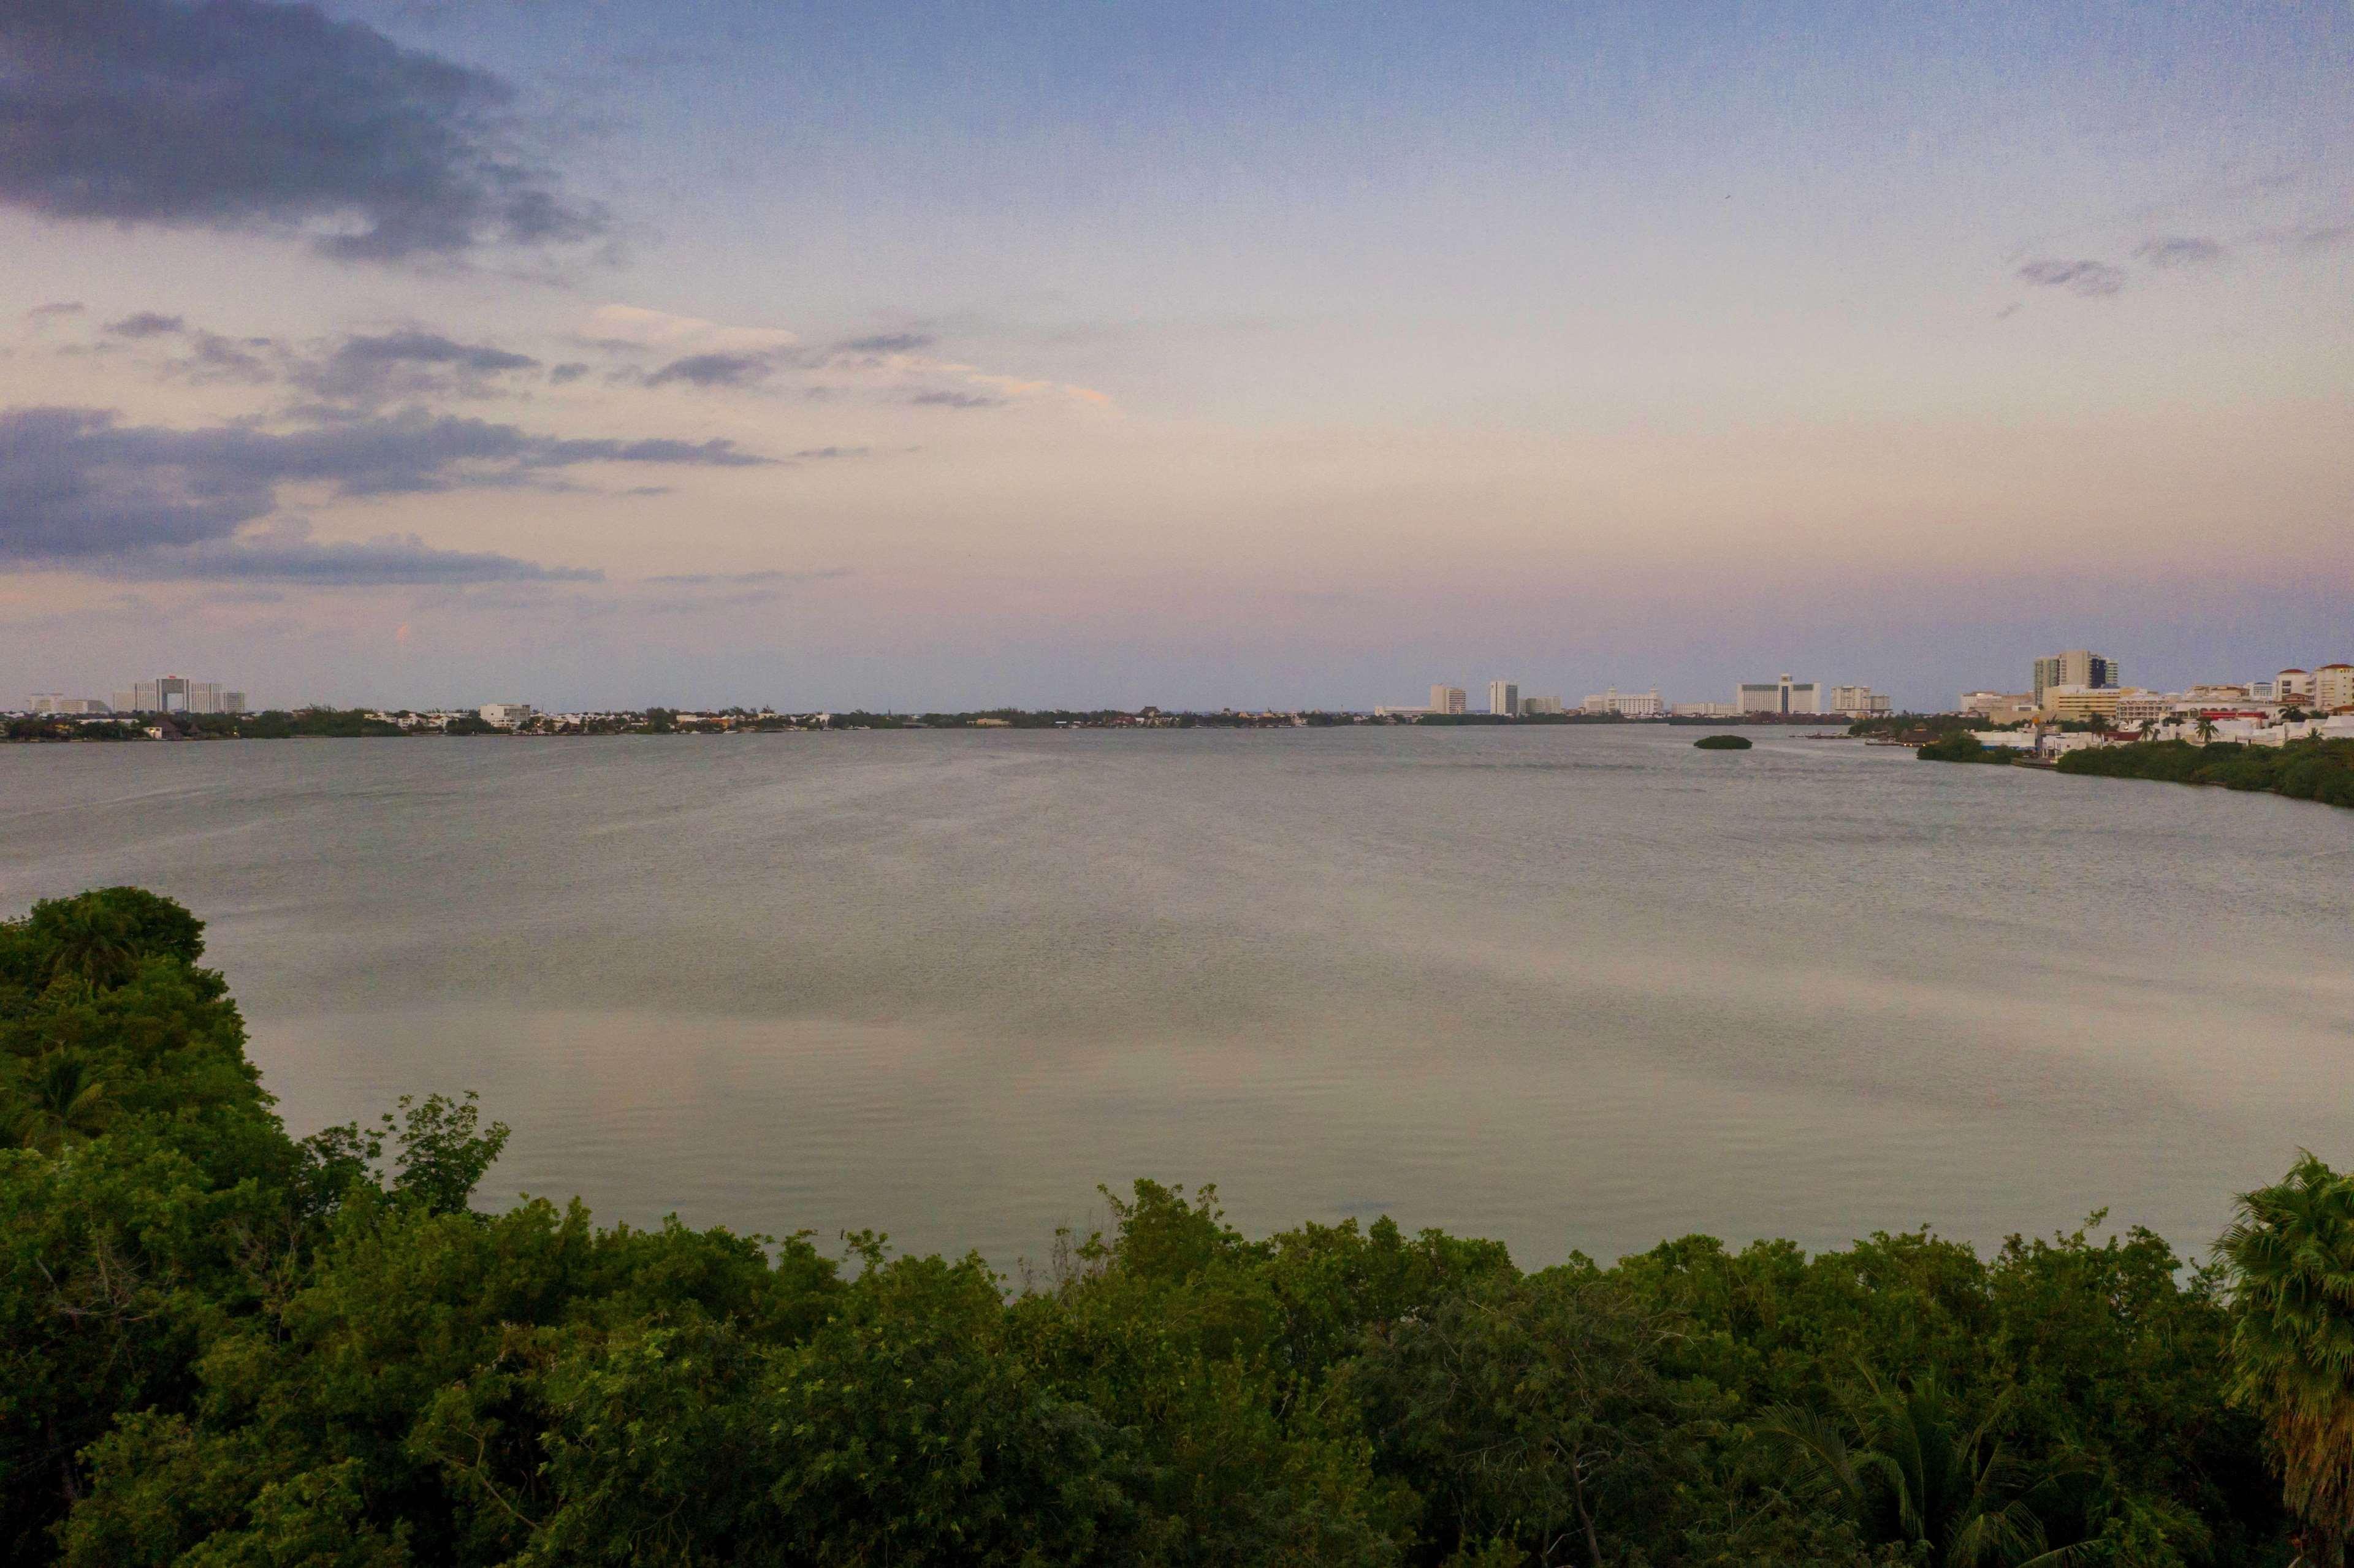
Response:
[2219, 1154, 2354, 1566]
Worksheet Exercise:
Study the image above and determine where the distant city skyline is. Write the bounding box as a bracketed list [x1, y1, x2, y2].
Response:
[28, 645, 2344, 720]
[3, 2, 2349, 709]
[23, 640, 2354, 715]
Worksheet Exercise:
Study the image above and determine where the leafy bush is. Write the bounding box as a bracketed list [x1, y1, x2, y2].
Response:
[1916, 733, 2018, 765]
[0, 889, 2312, 1566]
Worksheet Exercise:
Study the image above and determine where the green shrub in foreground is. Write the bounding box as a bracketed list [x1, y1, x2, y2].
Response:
[0, 888, 2327, 1566]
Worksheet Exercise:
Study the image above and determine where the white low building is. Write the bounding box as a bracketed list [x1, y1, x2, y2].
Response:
[2249, 716, 2354, 747]
[1582, 688, 1663, 717]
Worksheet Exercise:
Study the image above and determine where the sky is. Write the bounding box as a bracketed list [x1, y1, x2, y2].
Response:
[2, 0, 2349, 712]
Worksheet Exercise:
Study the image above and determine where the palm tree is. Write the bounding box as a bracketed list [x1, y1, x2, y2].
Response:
[1754, 1371, 2093, 1566]
[36, 903, 140, 988]
[2219, 1154, 2354, 1567]
[2195, 715, 2219, 745]
[2, 1052, 111, 1152]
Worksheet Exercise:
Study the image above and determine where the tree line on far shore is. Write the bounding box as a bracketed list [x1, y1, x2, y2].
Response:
[5, 888, 2352, 1566]
[2055, 738, 2354, 809]
[1911, 731, 2354, 811]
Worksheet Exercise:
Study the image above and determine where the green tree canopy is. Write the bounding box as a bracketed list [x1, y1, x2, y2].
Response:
[2219, 1154, 2354, 1566]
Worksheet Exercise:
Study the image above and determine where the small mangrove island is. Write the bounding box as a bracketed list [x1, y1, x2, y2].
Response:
[1691, 734, 1752, 750]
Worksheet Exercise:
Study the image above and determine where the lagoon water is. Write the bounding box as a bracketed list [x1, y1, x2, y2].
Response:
[4, 726, 2349, 1268]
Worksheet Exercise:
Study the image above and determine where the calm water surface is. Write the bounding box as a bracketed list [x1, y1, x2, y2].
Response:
[4, 726, 2348, 1268]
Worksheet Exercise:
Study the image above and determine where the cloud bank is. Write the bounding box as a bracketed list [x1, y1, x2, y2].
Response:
[0, 405, 767, 581]
[111, 523, 602, 585]
[0, 0, 604, 260]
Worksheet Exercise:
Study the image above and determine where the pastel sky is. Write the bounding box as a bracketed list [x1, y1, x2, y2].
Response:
[3, 0, 2349, 710]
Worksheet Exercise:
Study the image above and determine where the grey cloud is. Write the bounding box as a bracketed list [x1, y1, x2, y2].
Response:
[630, 338, 947, 394]
[2271, 223, 2350, 251]
[336, 331, 536, 375]
[0, 0, 605, 261]
[908, 389, 1004, 408]
[296, 330, 540, 405]
[643, 568, 851, 587]
[644, 351, 779, 388]
[107, 312, 186, 337]
[548, 361, 592, 384]
[107, 525, 601, 585]
[545, 435, 772, 466]
[2134, 237, 2224, 268]
[0, 405, 772, 566]
[2016, 259, 2125, 297]
[836, 332, 934, 354]
[27, 301, 84, 317]
[185, 332, 278, 383]
[1, 408, 261, 555]
[117, 319, 541, 403]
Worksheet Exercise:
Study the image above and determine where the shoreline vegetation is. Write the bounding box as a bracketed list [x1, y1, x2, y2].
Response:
[7, 889, 2352, 1565]
[1913, 732, 2354, 810]
[5, 708, 1843, 742]
[2055, 737, 2354, 809]
[1914, 732, 2023, 766]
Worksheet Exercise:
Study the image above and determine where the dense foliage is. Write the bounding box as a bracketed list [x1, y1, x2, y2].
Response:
[1691, 735, 1752, 750]
[4, 710, 413, 742]
[2057, 739, 2354, 809]
[2219, 1157, 2354, 1565]
[0, 889, 2327, 1566]
[4, 718, 142, 742]
[1915, 733, 2023, 765]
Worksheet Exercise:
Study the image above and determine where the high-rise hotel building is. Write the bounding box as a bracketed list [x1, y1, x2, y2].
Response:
[2031, 650, 2120, 703]
[1737, 674, 1821, 714]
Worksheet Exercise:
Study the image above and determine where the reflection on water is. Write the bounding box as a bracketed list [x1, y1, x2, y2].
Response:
[4, 726, 2348, 1266]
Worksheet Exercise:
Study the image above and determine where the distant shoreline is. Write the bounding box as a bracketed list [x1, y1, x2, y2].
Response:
[5, 710, 1859, 742]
